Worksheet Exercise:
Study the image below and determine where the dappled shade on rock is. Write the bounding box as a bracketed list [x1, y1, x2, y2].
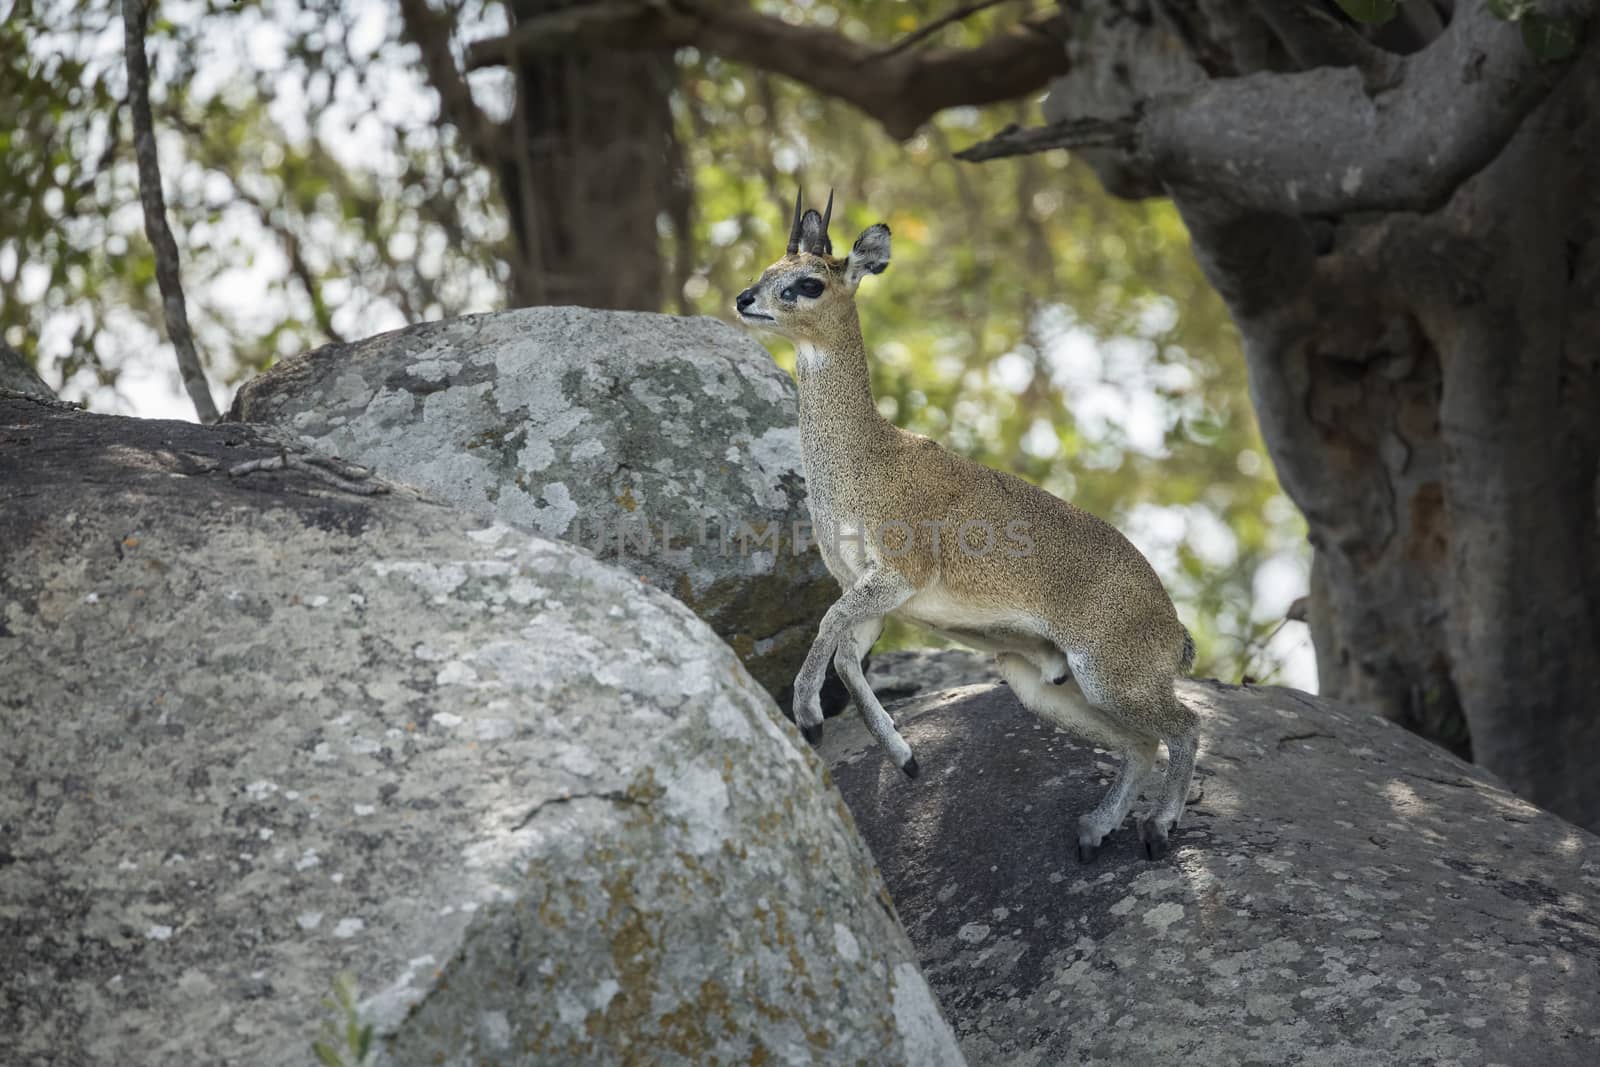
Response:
[823, 659, 1600, 1066]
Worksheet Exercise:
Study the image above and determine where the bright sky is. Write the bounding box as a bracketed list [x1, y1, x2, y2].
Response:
[23, 0, 1317, 693]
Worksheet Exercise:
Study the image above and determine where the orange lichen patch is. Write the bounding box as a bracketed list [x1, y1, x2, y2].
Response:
[656, 977, 736, 1054]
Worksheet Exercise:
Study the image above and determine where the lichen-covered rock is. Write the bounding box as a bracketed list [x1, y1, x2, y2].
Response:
[229, 307, 837, 709]
[0, 398, 962, 1067]
[823, 657, 1600, 1066]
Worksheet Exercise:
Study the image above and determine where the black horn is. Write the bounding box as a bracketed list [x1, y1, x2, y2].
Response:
[786, 187, 804, 255]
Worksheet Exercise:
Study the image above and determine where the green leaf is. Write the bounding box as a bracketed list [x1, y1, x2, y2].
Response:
[1521, 14, 1580, 62]
[312, 1040, 344, 1067]
[1333, 0, 1399, 24]
[334, 973, 357, 1013]
[1487, 0, 1537, 21]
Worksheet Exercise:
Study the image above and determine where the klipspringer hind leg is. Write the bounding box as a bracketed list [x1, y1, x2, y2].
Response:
[833, 617, 919, 777]
[1094, 681, 1197, 861]
[1138, 720, 1199, 860]
[1076, 739, 1157, 862]
[996, 653, 1157, 862]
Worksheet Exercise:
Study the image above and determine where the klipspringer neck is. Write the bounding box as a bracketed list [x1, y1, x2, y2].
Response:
[792, 314, 897, 471]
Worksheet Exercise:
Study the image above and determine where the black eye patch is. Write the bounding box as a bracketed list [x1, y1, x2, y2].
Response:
[780, 277, 825, 302]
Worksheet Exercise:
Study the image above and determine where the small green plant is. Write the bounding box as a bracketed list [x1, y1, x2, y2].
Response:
[312, 972, 376, 1067]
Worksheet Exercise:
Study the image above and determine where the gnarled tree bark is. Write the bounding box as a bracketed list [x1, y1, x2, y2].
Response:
[1044, 1, 1600, 826]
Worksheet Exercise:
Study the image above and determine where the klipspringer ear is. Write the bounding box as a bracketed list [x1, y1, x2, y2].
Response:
[844, 223, 891, 291]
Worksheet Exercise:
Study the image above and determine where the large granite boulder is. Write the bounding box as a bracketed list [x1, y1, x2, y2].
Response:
[229, 307, 838, 710]
[0, 397, 962, 1067]
[821, 657, 1600, 1065]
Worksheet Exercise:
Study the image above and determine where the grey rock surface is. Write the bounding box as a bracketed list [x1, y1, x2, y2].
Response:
[0, 397, 961, 1067]
[821, 657, 1600, 1065]
[229, 307, 837, 709]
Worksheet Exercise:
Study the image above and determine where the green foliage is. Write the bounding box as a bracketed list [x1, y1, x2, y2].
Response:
[2, 0, 502, 408]
[1486, 0, 1538, 21]
[1519, 14, 1581, 62]
[311, 972, 375, 1067]
[1333, 0, 1400, 25]
[1486, 0, 1581, 62]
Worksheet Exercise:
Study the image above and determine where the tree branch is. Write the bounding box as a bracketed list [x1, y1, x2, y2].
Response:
[962, 1, 1594, 216]
[228, 451, 390, 496]
[463, 0, 1071, 140]
[162, 108, 350, 343]
[121, 0, 219, 424]
[876, 0, 1020, 59]
[1250, 0, 1398, 83]
[954, 115, 1140, 161]
[396, 0, 501, 152]
[235, 189, 347, 344]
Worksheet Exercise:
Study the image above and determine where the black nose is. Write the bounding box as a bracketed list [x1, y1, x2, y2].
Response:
[736, 288, 756, 311]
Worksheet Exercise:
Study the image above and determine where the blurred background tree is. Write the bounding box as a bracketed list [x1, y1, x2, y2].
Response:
[0, 0, 1311, 691]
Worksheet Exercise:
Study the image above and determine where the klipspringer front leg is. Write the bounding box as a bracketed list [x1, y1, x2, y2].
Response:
[833, 617, 919, 777]
[793, 568, 914, 745]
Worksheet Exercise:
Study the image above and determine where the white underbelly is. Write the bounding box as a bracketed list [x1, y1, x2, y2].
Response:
[895, 585, 1072, 683]
[898, 586, 1048, 653]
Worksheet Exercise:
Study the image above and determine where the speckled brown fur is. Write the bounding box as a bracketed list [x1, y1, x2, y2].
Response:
[737, 201, 1201, 861]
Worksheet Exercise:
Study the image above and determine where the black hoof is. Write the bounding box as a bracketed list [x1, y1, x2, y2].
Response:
[1076, 841, 1099, 864]
[1139, 821, 1170, 861]
[801, 722, 823, 745]
[901, 757, 920, 780]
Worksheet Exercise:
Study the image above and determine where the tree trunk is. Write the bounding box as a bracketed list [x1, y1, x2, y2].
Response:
[1188, 55, 1600, 826]
[1034, 0, 1600, 828]
[497, 1, 681, 310]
